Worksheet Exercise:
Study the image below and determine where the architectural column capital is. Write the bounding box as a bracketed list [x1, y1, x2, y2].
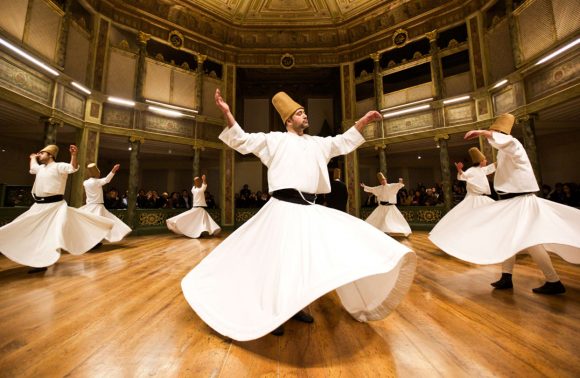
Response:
[195, 53, 207, 65]
[434, 133, 449, 141]
[425, 30, 438, 43]
[137, 32, 151, 46]
[370, 52, 380, 62]
[129, 135, 145, 144]
[41, 116, 63, 128]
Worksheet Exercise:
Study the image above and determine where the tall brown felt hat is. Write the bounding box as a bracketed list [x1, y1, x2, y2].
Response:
[377, 172, 386, 182]
[40, 144, 59, 158]
[87, 163, 100, 177]
[489, 113, 515, 135]
[272, 92, 303, 124]
[468, 147, 486, 164]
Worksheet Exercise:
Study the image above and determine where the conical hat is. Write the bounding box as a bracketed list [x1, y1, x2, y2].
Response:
[468, 147, 486, 164]
[272, 92, 303, 124]
[377, 172, 386, 182]
[40, 144, 59, 158]
[489, 113, 515, 135]
[87, 163, 100, 177]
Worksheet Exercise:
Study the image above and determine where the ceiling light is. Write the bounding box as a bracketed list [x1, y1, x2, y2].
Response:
[417, 155, 422, 159]
[148, 105, 183, 118]
[108, 96, 135, 107]
[492, 79, 508, 89]
[0, 36, 60, 76]
[145, 99, 198, 114]
[535, 38, 580, 66]
[383, 104, 431, 119]
[71, 81, 91, 95]
[443, 95, 470, 105]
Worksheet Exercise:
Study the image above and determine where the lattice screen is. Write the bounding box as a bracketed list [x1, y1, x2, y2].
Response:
[382, 82, 432, 109]
[552, 0, 580, 40]
[484, 19, 515, 82]
[105, 49, 136, 98]
[0, 0, 28, 40]
[25, 0, 61, 62]
[171, 70, 196, 109]
[64, 25, 90, 83]
[517, 0, 557, 61]
[143, 59, 171, 102]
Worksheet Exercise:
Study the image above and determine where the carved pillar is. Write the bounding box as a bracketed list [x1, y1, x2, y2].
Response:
[341, 62, 360, 215]
[370, 53, 383, 110]
[377, 145, 387, 178]
[42, 117, 60, 146]
[505, 0, 523, 67]
[436, 134, 453, 211]
[195, 54, 206, 113]
[135, 32, 150, 101]
[427, 30, 444, 100]
[70, 127, 89, 207]
[193, 147, 201, 179]
[92, 17, 110, 91]
[468, 14, 488, 89]
[221, 63, 236, 227]
[519, 114, 542, 186]
[55, 0, 73, 68]
[127, 137, 142, 229]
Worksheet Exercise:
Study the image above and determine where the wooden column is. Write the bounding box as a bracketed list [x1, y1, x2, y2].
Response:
[127, 137, 142, 229]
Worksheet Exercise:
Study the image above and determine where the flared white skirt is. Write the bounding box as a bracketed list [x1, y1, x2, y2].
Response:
[365, 205, 412, 236]
[78, 203, 132, 242]
[0, 201, 115, 267]
[429, 194, 580, 265]
[167, 207, 221, 238]
[429, 194, 495, 238]
[181, 197, 416, 341]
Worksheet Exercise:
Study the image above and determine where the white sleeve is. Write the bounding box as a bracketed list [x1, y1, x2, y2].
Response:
[56, 162, 78, 174]
[29, 159, 40, 174]
[363, 185, 381, 196]
[317, 126, 365, 161]
[483, 163, 496, 175]
[219, 123, 273, 165]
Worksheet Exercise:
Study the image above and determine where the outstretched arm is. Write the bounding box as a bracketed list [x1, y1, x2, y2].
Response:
[354, 111, 382, 133]
[69, 145, 78, 169]
[464, 130, 492, 140]
[215, 89, 236, 128]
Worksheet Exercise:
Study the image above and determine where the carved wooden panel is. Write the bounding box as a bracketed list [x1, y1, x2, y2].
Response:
[106, 48, 137, 98]
[25, 0, 62, 62]
[0, 53, 53, 104]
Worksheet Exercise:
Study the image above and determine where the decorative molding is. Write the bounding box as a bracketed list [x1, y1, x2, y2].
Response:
[168, 30, 184, 49]
[393, 29, 409, 47]
[280, 53, 295, 69]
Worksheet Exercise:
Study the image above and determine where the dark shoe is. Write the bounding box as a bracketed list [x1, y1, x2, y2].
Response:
[27, 267, 48, 274]
[291, 310, 314, 323]
[271, 325, 284, 336]
[491, 273, 513, 289]
[532, 281, 566, 295]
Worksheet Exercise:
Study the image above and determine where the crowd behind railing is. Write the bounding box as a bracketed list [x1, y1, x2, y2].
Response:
[103, 188, 218, 209]
[3, 181, 578, 209]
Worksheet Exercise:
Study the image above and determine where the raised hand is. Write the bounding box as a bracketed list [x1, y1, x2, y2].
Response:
[112, 164, 121, 173]
[69, 145, 78, 155]
[214, 89, 230, 115]
[454, 161, 464, 171]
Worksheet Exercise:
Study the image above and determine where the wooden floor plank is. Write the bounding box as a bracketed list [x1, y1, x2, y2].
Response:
[0, 231, 578, 377]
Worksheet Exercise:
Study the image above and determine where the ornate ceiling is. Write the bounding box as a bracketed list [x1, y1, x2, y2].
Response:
[85, 0, 488, 64]
[175, 0, 409, 27]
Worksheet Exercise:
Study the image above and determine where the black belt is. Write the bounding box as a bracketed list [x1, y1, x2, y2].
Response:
[272, 189, 317, 205]
[379, 201, 394, 206]
[497, 192, 535, 200]
[33, 194, 64, 204]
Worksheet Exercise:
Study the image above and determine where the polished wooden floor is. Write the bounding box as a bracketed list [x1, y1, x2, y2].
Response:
[0, 231, 578, 377]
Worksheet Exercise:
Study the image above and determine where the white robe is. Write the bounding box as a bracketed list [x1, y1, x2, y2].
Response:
[166, 183, 221, 238]
[363, 183, 412, 236]
[0, 161, 114, 268]
[429, 132, 580, 264]
[181, 123, 416, 341]
[79, 172, 132, 242]
[429, 164, 496, 240]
